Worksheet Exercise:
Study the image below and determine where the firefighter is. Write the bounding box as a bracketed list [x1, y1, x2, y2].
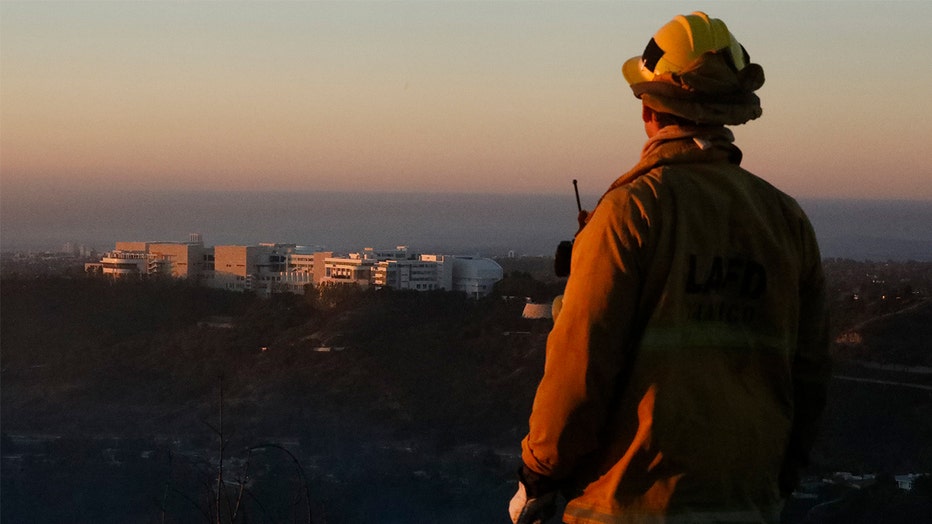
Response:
[511, 12, 830, 524]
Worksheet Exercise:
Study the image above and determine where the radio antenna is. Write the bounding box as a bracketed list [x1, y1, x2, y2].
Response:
[573, 179, 581, 212]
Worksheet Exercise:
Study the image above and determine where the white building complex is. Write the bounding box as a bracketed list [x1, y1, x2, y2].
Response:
[87, 238, 503, 298]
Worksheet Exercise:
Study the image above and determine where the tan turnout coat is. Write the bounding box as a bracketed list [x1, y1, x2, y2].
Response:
[521, 126, 831, 524]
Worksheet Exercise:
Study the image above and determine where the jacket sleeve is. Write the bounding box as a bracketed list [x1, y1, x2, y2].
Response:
[780, 217, 832, 495]
[522, 188, 656, 479]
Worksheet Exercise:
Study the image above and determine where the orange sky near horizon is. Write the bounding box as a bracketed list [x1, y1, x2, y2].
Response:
[2, 1, 930, 200]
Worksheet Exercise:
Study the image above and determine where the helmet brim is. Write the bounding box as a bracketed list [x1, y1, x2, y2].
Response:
[622, 55, 652, 86]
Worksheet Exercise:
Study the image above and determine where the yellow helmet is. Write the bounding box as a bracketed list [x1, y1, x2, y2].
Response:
[623, 11, 749, 86]
[621, 11, 765, 125]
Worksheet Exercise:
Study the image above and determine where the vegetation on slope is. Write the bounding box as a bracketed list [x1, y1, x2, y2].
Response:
[2, 258, 931, 522]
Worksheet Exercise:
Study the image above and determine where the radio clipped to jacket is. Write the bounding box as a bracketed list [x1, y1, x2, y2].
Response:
[554, 180, 583, 278]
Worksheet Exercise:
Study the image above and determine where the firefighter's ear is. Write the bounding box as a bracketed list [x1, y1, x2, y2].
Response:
[642, 104, 653, 123]
[642, 104, 662, 137]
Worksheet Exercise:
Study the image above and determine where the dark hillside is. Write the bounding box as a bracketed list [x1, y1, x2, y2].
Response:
[836, 300, 932, 367]
[2, 277, 550, 522]
[2, 260, 931, 523]
[1, 278, 548, 442]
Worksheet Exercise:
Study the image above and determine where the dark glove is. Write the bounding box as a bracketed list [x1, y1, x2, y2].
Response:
[576, 209, 589, 234]
[508, 466, 559, 524]
[509, 481, 556, 524]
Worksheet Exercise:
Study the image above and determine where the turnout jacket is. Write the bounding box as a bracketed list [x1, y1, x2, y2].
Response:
[521, 126, 830, 523]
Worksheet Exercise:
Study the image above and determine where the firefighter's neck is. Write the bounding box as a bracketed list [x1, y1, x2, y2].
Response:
[642, 105, 699, 138]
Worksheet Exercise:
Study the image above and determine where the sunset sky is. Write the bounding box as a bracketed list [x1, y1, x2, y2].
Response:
[2, 1, 931, 200]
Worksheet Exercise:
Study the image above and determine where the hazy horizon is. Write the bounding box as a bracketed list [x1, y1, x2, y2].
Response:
[2, 189, 930, 262]
[3, 2, 931, 259]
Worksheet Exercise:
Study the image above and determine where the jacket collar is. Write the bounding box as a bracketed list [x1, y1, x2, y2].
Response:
[604, 125, 743, 197]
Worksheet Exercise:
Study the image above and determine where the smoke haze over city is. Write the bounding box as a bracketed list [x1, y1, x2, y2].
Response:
[1, 189, 930, 262]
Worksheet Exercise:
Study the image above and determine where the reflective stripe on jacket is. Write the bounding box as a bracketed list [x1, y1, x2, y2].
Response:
[521, 126, 830, 524]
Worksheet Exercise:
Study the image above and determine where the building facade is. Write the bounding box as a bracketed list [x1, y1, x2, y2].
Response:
[87, 239, 209, 279]
[89, 239, 502, 297]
